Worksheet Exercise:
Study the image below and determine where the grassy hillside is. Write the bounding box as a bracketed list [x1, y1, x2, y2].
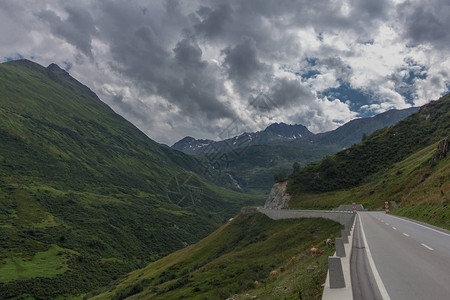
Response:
[194, 108, 418, 193]
[288, 93, 450, 194]
[0, 59, 199, 192]
[88, 213, 341, 300]
[287, 92, 450, 229]
[0, 59, 264, 299]
[288, 140, 449, 229]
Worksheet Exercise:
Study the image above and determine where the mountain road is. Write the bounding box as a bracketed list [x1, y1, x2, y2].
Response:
[356, 212, 450, 300]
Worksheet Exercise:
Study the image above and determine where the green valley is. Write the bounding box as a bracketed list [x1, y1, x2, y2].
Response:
[1, 59, 448, 300]
[288, 93, 450, 229]
[93, 92, 449, 300]
[0, 59, 263, 299]
[89, 213, 341, 300]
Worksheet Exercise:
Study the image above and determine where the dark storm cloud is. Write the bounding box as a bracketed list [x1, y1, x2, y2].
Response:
[397, 0, 450, 48]
[37, 6, 96, 57]
[173, 38, 205, 68]
[194, 4, 233, 39]
[226, 0, 390, 38]
[351, 0, 391, 19]
[221, 37, 270, 94]
[93, 1, 234, 121]
[2, 0, 449, 144]
[268, 78, 315, 108]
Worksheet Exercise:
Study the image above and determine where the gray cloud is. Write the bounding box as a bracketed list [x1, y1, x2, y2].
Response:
[351, 0, 391, 19]
[37, 6, 96, 57]
[320, 57, 352, 81]
[1, 0, 449, 144]
[222, 37, 270, 95]
[194, 4, 233, 39]
[269, 78, 315, 108]
[173, 38, 205, 68]
[397, 0, 450, 48]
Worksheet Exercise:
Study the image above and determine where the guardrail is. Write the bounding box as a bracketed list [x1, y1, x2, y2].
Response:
[255, 208, 355, 225]
[250, 207, 357, 299]
[322, 214, 356, 300]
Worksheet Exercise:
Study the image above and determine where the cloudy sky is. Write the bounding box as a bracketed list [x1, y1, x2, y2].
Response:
[1, 0, 449, 145]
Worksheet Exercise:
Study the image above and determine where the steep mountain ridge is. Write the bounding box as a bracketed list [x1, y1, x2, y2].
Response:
[288, 93, 449, 194]
[301, 107, 420, 148]
[89, 93, 449, 300]
[172, 108, 418, 155]
[171, 122, 314, 155]
[0, 59, 263, 299]
[288, 139, 449, 229]
[172, 136, 214, 154]
[264, 122, 313, 139]
[172, 108, 419, 193]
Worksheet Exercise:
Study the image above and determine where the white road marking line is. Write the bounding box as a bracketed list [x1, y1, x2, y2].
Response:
[358, 214, 392, 300]
[402, 233, 410, 237]
[386, 223, 389, 225]
[387, 215, 450, 237]
[392, 227, 397, 230]
[421, 243, 434, 251]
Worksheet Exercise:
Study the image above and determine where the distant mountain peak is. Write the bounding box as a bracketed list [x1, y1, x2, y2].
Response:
[178, 136, 196, 142]
[264, 122, 313, 139]
[172, 107, 419, 155]
[172, 122, 314, 154]
[47, 62, 63, 71]
[171, 136, 214, 153]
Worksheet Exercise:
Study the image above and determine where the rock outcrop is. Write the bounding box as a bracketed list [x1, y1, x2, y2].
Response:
[431, 138, 450, 164]
[264, 181, 291, 209]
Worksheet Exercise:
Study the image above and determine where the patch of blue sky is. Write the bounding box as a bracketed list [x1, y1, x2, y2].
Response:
[63, 61, 72, 71]
[280, 60, 320, 80]
[393, 62, 428, 104]
[4, 54, 24, 62]
[319, 82, 374, 117]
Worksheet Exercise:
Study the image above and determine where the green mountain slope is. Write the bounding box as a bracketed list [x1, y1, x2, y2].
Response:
[289, 140, 449, 229]
[302, 107, 419, 149]
[0, 59, 263, 299]
[87, 93, 449, 300]
[189, 108, 419, 193]
[200, 144, 338, 194]
[287, 93, 449, 229]
[288, 93, 450, 194]
[0, 59, 197, 192]
[89, 213, 341, 300]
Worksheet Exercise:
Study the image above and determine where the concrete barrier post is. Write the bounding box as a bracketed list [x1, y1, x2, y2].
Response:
[345, 221, 351, 232]
[335, 238, 345, 257]
[328, 256, 346, 288]
[341, 230, 349, 243]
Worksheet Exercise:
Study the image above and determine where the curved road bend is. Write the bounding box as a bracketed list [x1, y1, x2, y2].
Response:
[354, 212, 450, 300]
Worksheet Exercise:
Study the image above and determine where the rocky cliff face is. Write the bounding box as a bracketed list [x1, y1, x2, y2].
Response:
[264, 181, 291, 209]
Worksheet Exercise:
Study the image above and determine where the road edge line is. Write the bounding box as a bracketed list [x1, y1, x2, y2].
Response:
[387, 215, 450, 237]
[358, 214, 391, 300]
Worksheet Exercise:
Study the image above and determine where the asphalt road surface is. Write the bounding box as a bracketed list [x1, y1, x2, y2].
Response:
[355, 212, 450, 300]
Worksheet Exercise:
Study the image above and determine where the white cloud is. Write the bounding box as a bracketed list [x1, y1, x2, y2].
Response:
[0, 0, 448, 144]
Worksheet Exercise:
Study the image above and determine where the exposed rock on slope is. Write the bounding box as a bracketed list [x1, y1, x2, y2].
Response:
[431, 138, 450, 164]
[264, 181, 291, 209]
